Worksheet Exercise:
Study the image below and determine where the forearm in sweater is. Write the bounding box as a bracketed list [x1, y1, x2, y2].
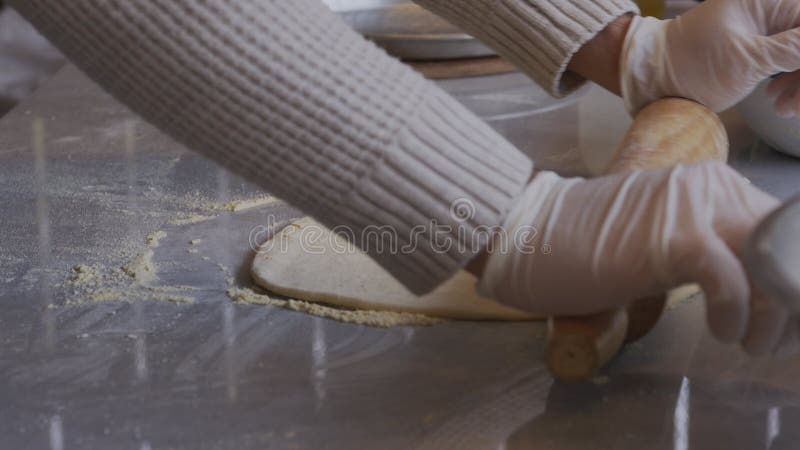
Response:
[567, 13, 634, 95]
[414, 0, 639, 97]
[10, 0, 532, 294]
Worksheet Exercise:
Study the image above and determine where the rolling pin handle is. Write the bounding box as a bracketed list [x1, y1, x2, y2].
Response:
[546, 309, 628, 381]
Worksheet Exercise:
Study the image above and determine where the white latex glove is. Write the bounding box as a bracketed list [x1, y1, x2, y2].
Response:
[621, 0, 800, 116]
[479, 161, 785, 355]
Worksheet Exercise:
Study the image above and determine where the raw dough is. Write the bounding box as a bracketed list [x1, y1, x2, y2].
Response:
[250, 218, 540, 321]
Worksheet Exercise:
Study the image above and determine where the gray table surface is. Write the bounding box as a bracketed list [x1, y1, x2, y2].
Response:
[3, 65, 800, 450]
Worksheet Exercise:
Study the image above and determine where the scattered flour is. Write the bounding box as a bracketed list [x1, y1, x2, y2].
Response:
[82, 289, 126, 303]
[122, 249, 157, 285]
[66, 264, 102, 287]
[61, 232, 198, 307]
[67, 288, 193, 305]
[168, 213, 216, 226]
[50, 193, 303, 313]
[148, 284, 200, 293]
[227, 287, 443, 328]
[142, 292, 194, 303]
[211, 195, 281, 212]
[145, 230, 167, 248]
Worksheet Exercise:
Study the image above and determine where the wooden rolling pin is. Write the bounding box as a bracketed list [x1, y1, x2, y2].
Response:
[545, 98, 729, 381]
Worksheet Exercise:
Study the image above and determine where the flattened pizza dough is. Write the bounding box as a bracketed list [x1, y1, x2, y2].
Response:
[250, 218, 540, 321]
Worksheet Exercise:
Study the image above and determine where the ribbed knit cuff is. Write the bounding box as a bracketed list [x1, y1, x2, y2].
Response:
[417, 0, 639, 97]
[330, 87, 533, 294]
[476, 171, 570, 310]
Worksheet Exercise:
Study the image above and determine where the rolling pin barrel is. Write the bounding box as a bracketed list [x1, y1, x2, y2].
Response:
[545, 98, 729, 381]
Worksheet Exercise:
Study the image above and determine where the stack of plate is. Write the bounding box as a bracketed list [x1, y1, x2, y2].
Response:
[324, 0, 495, 60]
[737, 81, 800, 159]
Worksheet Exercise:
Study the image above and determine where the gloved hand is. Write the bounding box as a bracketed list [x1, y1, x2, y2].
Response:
[621, 0, 800, 115]
[478, 161, 784, 355]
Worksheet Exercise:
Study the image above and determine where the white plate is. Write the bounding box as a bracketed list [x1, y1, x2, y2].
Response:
[737, 81, 800, 159]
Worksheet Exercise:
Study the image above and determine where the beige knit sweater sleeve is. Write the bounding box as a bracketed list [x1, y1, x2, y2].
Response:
[9, 0, 631, 295]
[415, 0, 639, 96]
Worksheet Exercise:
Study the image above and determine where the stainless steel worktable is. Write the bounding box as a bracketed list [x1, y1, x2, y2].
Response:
[3, 65, 800, 450]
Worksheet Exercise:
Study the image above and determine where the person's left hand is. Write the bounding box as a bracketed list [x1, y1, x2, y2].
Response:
[621, 0, 800, 116]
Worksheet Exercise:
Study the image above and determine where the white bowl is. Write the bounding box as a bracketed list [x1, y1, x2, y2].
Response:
[737, 81, 800, 158]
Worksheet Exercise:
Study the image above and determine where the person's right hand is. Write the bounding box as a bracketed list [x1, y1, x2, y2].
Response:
[478, 161, 786, 355]
[621, 0, 800, 115]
